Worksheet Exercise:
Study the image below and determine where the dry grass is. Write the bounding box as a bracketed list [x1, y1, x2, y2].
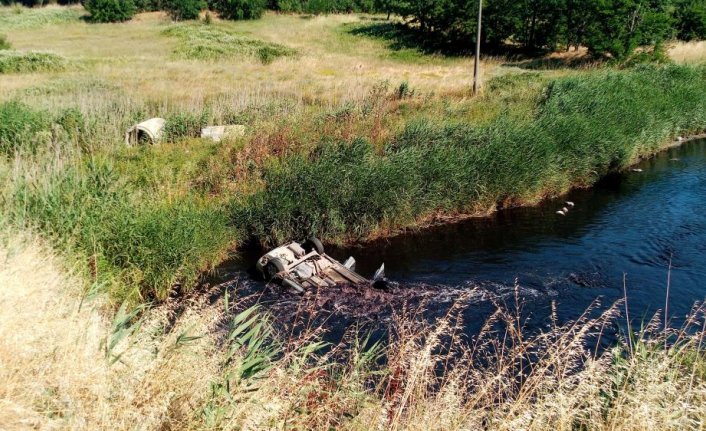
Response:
[2, 232, 705, 430]
[0, 231, 226, 429]
[669, 40, 706, 65]
[1, 9, 503, 110]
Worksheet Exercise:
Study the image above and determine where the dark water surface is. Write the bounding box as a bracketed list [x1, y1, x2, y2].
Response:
[224, 139, 706, 334]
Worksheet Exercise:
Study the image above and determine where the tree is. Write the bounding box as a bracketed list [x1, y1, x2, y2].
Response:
[583, 0, 673, 59]
[674, 0, 706, 40]
[209, 0, 267, 19]
[133, 0, 162, 12]
[83, 0, 136, 22]
[163, 0, 206, 20]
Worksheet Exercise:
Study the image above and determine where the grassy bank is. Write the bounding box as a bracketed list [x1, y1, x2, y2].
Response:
[238, 65, 706, 244]
[2, 232, 705, 430]
[1, 6, 706, 302]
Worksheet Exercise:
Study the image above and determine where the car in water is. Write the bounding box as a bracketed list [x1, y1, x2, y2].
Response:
[255, 238, 384, 293]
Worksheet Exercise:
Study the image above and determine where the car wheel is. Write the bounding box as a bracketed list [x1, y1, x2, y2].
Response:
[264, 257, 286, 281]
[303, 237, 325, 254]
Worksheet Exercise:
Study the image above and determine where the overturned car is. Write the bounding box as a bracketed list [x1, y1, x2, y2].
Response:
[256, 238, 384, 293]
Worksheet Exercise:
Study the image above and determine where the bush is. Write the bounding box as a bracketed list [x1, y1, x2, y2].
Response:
[0, 35, 10, 50]
[675, 0, 706, 41]
[0, 6, 83, 30]
[272, 0, 376, 13]
[0, 50, 66, 74]
[210, 0, 266, 20]
[83, 0, 136, 23]
[163, 0, 206, 20]
[0, 101, 51, 155]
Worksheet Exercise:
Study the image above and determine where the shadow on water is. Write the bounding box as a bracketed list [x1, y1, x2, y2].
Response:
[215, 139, 706, 345]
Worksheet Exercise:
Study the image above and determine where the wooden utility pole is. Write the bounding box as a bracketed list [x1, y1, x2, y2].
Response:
[473, 0, 483, 95]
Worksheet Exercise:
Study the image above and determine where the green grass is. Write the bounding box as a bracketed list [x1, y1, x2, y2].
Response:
[6, 158, 234, 303]
[162, 23, 297, 64]
[0, 50, 67, 74]
[0, 100, 52, 155]
[236, 65, 706, 246]
[0, 33, 9, 50]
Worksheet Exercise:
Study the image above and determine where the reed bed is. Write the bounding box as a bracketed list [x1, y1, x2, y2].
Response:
[239, 65, 706, 246]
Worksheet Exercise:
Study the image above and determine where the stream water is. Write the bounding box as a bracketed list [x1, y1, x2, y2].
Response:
[221, 139, 706, 338]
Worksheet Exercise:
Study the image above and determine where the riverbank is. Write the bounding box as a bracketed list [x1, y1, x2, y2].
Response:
[2, 7, 706, 305]
[238, 65, 706, 247]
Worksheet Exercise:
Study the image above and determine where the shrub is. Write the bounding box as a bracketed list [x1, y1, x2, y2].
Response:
[0, 6, 83, 30]
[0, 50, 66, 74]
[163, 0, 206, 20]
[83, 0, 136, 23]
[0, 101, 51, 155]
[674, 0, 706, 41]
[0, 34, 10, 50]
[210, 0, 266, 20]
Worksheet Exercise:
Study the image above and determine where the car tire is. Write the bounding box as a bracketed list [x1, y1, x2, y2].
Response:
[264, 257, 286, 281]
[303, 237, 325, 255]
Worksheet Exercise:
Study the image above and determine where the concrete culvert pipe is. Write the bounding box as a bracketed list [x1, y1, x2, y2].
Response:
[125, 118, 166, 146]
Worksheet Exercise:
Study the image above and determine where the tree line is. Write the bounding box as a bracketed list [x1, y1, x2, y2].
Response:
[378, 0, 706, 58]
[2, 0, 378, 19]
[4, 0, 705, 59]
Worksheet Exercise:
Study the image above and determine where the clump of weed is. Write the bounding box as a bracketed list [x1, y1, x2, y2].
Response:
[162, 24, 296, 64]
[0, 34, 10, 50]
[0, 50, 67, 74]
[396, 80, 414, 99]
[0, 100, 51, 155]
[55, 107, 96, 151]
[8, 159, 234, 302]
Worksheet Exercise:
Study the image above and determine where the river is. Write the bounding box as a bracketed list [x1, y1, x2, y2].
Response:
[222, 138, 706, 337]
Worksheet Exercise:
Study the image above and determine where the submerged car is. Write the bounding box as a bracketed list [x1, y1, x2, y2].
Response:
[256, 238, 384, 293]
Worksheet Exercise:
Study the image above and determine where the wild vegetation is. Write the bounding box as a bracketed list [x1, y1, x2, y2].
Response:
[163, 23, 297, 62]
[237, 65, 706, 244]
[0, 49, 66, 73]
[1, 4, 706, 429]
[1, 6, 705, 302]
[2, 232, 706, 429]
